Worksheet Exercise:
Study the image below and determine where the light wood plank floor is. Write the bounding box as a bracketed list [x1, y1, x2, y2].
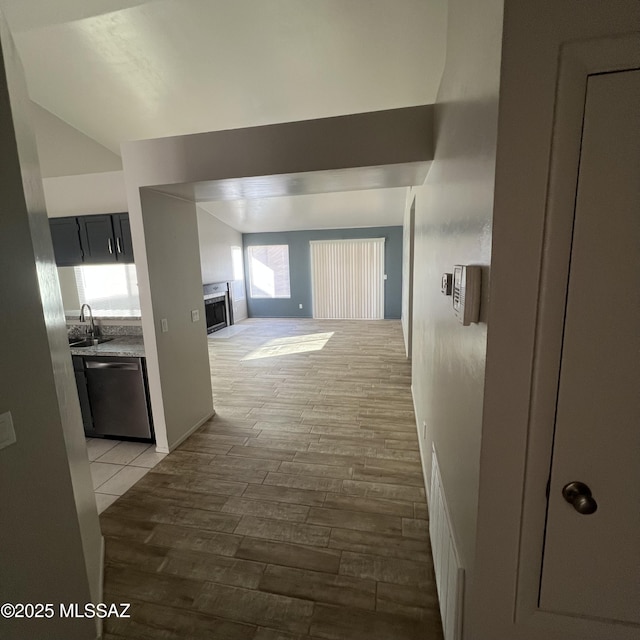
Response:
[102, 318, 443, 640]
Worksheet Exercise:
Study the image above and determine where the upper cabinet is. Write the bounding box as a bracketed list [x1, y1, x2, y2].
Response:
[50, 217, 84, 266]
[79, 215, 117, 263]
[112, 213, 134, 263]
[50, 213, 134, 266]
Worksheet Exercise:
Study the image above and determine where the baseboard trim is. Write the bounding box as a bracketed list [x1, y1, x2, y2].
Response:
[430, 445, 465, 640]
[411, 383, 431, 505]
[95, 534, 105, 639]
[156, 409, 216, 454]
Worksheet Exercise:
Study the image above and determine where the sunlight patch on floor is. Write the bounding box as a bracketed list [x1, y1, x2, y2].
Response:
[243, 332, 334, 361]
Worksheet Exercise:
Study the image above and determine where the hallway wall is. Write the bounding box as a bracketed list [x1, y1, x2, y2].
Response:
[408, 0, 503, 590]
[0, 12, 101, 639]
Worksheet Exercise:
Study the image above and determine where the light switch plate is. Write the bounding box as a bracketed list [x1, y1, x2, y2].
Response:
[0, 411, 17, 450]
[191, 309, 200, 322]
[161, 318, 169, 333]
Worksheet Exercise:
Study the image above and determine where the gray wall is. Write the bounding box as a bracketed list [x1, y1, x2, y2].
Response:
[45, 170, 128, 217]
[409, 0, 503, 583]
[243, 226, 403, 319]
[197, 207, 248, 321]
[0, 13, 101, 639]
[31, 101, 122, 178]
[139, 189, 214, 451]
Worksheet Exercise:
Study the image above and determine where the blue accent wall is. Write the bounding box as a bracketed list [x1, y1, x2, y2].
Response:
[243, 226, 403, 319]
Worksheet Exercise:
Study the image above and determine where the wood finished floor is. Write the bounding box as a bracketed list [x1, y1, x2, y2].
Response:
[101, 318, 443, 640]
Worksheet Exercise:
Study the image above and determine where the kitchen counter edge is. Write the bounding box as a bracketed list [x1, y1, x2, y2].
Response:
[69, 336, 145, 358]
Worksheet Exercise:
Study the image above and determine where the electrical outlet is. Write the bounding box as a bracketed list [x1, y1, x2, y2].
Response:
[161, 318, 169, 333]
[191, 309, 200, 322]
[0, 411, 16, 450]
[299, 304, 303, 309]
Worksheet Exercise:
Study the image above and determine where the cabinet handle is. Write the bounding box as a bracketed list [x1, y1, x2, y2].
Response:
[86, 361, 139, 370]
[108, 238, 114, 254]
[116, 237, 122, 254]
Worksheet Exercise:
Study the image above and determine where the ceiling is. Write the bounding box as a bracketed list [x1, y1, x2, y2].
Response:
[196, 188, 410, 233]
[0, 0, 446, 232]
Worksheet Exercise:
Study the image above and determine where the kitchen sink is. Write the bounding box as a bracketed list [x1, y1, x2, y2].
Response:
[69, 337, 114, 348]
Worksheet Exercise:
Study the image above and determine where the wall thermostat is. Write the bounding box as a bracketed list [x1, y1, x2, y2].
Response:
[441, 273, 453, 296]
[452, 265, 482, 325]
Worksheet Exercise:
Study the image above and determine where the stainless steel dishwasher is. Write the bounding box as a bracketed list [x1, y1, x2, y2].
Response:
[84, 356, 153, 440]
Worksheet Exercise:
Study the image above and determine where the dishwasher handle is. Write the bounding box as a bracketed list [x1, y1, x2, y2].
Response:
[85, 361, 139, 371]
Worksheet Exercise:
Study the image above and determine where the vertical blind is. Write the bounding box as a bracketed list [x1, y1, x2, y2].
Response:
[310, 238, 385, 319]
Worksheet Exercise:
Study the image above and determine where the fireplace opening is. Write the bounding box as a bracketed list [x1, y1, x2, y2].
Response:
[203, 282, 233, 334]
[205, 296, 227, 333]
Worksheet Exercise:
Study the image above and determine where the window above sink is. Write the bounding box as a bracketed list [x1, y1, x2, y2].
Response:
[59, 264, 141, 317]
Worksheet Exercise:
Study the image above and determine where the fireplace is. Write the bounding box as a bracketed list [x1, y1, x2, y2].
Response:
[203, 282, 233, 334]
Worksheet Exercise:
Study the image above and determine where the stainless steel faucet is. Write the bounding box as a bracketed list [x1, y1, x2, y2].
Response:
[79, 303, 97, 338]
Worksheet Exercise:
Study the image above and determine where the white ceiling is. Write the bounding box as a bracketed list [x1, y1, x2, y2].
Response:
[0, 0, 446, 232]
[197, 187, 409, 233]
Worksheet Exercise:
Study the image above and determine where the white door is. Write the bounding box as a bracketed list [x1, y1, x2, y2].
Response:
[539, 69, 640, 627]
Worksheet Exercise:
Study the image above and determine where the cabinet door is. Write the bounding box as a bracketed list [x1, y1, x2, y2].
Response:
[72, 356, 95, 435]
[113, 213, 134, 263]
[79, 215, 116, 263]
[49, 217, 83, 266]
[75, 371, 95, 435]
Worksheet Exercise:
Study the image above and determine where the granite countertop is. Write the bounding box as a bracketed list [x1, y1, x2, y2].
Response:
[69, 336, 145, 358]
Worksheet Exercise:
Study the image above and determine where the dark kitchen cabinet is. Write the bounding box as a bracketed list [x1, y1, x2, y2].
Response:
[73, 355, 95, 435]
[79, 215, 116, 263]
[49, 217, 84, 266]
[50, 213, 134, 266]
[112, 213, 134, 262]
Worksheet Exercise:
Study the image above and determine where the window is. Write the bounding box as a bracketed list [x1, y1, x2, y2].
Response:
[248, 245, 291, 299]
[74, 264, 141, 315]
[231, 245, 245, 301]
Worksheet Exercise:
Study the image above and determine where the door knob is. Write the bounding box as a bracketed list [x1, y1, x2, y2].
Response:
[562, 481, 598, 515]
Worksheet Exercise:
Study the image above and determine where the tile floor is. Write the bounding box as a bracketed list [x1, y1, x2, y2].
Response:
[100, 318, 443, 639]
[208, 324, 250, 339]
[87, 438, 167, 513]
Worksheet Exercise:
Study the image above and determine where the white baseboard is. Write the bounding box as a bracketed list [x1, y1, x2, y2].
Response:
[156, 409, 215, 454]
[411, 383, 464, 640]
[411, 383, 431, 505]
[95, 534, 105, 639]
[430, 445, 465, 640]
